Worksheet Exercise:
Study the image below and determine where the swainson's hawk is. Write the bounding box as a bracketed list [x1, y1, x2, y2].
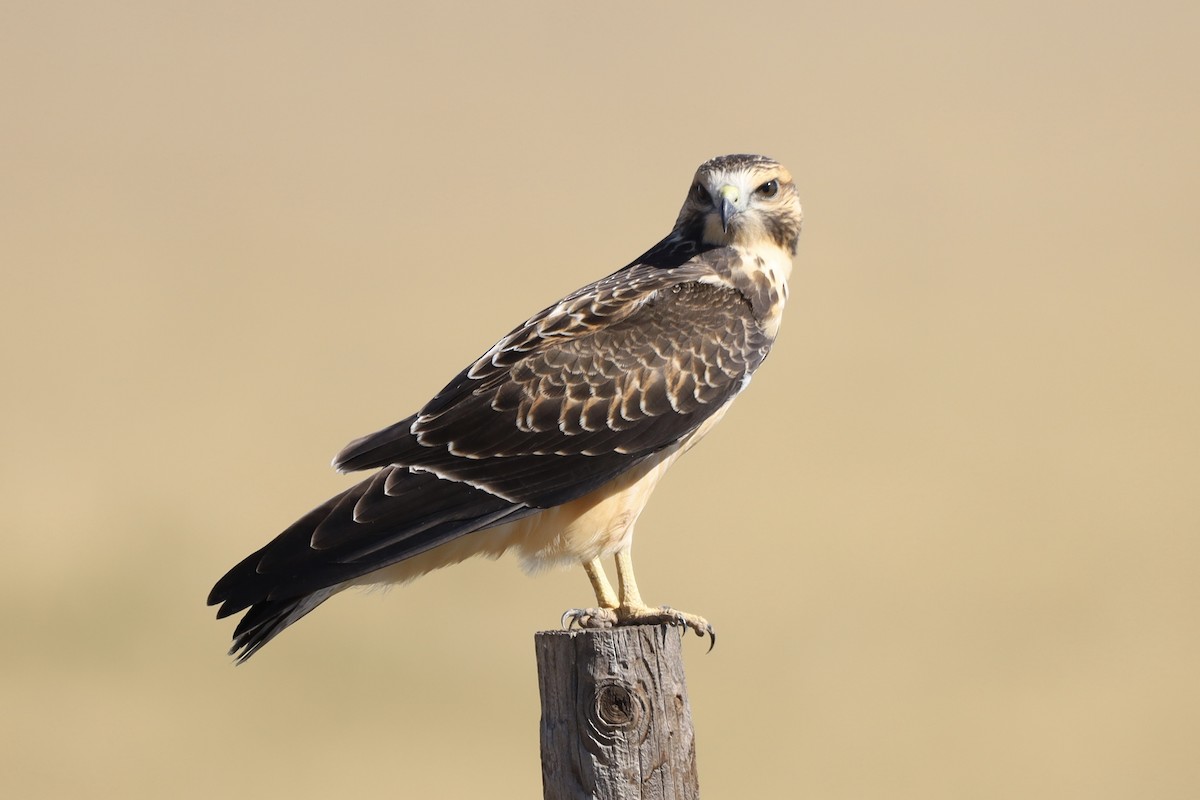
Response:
[209, 154, 803, 661]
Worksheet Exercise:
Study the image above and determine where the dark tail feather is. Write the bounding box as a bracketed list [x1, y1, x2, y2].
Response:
[209, 466, 533, 662]
[225, 588, 336, 664]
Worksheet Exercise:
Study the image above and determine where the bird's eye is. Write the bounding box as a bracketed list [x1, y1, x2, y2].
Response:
[691, 183, 710, 203]
[755, 179, 779, 198]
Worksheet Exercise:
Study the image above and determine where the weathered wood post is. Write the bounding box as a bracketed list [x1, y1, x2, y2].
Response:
[534, 624, 699, 800]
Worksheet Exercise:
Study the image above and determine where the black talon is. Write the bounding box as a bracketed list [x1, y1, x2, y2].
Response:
[705, 626, 716, 653]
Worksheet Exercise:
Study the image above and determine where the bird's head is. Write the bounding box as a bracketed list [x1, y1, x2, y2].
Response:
[675, 154, 803, 255]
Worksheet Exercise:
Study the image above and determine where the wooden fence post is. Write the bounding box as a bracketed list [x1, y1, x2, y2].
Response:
[534, 624, 699, 800]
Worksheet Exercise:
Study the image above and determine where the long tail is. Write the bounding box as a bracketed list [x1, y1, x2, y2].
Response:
[208, 466, 533, 662]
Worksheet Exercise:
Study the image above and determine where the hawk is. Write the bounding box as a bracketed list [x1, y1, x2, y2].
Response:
[209, 154, 803, 662]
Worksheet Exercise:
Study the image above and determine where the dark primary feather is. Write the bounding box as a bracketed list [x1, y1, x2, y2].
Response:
[208, 471, 530, 610]
[209, 470, 538, 662]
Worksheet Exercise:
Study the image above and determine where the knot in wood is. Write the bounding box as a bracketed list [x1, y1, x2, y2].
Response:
[586, 677, 649, 746]
[596, 682, 636, 727]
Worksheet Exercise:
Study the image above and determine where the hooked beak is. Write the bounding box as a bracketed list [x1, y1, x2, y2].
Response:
[717, 184, 739, 232]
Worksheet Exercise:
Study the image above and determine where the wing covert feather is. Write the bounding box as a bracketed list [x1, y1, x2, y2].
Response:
[334, 266, 772, 508]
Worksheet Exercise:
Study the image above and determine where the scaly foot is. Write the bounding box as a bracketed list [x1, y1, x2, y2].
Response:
[561, 604, 716, 651]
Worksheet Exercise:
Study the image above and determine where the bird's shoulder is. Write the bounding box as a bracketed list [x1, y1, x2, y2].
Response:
[423, 249, 769, 422]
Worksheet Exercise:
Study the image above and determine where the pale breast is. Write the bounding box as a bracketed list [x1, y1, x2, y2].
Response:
[700, 244, 792, 341]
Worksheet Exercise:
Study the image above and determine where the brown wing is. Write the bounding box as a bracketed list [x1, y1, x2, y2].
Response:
[334, 263, 773, 507]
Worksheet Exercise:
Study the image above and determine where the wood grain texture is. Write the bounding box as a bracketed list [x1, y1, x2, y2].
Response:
[535, 625, 699, 800]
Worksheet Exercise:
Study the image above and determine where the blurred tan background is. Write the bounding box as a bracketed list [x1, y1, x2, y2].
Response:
[2, 1, 1198, 797]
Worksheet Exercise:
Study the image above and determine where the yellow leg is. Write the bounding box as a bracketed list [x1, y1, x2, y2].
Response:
[561, 547, 715, 649]
[583, 557, 618, 609]
[613, 548, 645, 608]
